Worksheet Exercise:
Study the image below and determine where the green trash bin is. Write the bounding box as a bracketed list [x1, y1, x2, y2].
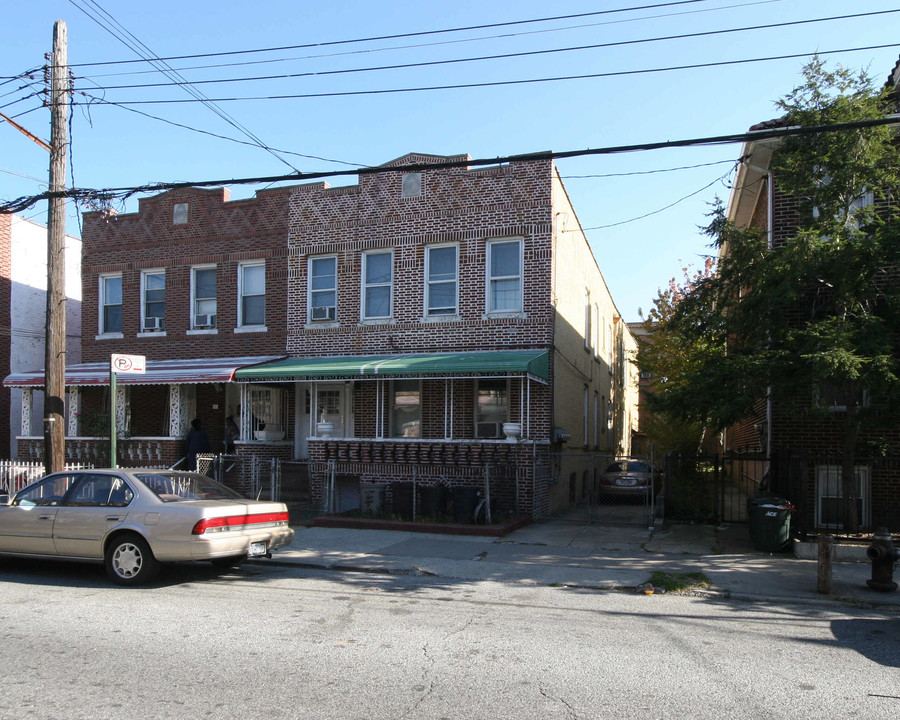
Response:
[747, 494, 793, 552]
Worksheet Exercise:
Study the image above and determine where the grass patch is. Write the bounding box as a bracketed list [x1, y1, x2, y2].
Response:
[650, 571, 711, 593]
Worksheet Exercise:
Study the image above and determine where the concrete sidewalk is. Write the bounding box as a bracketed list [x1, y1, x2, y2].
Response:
[260, 517, 900, 609]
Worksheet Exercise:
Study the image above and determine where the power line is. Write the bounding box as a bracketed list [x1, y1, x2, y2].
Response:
[64, 0, 718, 69]
[80, 10, 899, 93]
[3, 115, 897, 215]
[68, 0, 302, 173]
[80, 0, 782, 81]
[68, 42, 900, 105]
[561, 159, 738, 179]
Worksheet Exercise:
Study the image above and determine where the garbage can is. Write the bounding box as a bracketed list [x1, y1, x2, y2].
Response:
[747, 493, 793, 552]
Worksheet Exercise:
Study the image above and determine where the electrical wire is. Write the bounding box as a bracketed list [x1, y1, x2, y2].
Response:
[561, 159, 738, 179]
[69, 42, 900, 105]
[3, 114, 897, 215]
[64, 0, 720, 69]
[80, 0, 782, 81]
[80, 10, 899, 93]
[68, 0, 303, 173]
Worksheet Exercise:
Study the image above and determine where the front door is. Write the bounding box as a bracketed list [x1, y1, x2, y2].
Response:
[316, 384, 347, 438]
[52, 473, 133, 558]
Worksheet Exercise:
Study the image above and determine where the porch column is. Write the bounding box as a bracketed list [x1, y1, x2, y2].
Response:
[168, 384, 188, 438]
[115, 385, 128, 434]
[21, 388, 32, 436]
[239, 384, 251, 439]
[67, 386, 80, 437]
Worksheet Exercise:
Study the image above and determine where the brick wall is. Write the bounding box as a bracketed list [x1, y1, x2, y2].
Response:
[80, 186, 295, 363]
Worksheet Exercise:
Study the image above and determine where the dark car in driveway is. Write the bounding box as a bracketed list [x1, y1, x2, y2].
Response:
[598, 460, 654, 502]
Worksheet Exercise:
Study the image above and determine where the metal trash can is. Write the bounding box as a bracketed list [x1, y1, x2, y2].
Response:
[747, 493, 792, 552]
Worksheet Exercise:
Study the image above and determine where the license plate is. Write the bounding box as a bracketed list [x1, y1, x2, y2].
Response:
[248, 541, 267, 557]
[617, 478, 637, 486]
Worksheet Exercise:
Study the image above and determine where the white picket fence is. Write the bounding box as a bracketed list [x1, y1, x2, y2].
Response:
[0, 460, 94, 495]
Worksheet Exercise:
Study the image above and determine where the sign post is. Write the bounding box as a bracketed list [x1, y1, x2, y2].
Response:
[109, 354, 146, 467]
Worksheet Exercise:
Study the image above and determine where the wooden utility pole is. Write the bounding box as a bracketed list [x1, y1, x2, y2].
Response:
[44, 20, 68, 474]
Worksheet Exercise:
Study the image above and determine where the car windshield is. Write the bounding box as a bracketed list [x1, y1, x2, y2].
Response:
[605, 461, 650, 473]
[136, 473, 243, 502]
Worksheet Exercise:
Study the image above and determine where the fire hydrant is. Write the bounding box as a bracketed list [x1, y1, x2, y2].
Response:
[866, 527, 900, 592]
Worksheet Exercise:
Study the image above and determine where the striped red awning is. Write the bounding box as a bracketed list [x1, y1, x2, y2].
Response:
[3, 356, 285, 388]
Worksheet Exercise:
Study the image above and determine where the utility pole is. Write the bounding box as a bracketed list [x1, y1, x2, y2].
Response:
[44, 19, 68, 474]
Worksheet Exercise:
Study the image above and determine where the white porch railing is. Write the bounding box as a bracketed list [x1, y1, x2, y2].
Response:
[0, 460, 94, 495]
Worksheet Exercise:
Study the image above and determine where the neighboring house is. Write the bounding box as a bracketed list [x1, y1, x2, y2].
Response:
[0, 214, 81, 458]
[721, 67, 900, 532]
[4, 153, 638, 519]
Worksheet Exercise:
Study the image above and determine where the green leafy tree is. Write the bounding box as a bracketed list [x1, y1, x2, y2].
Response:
[643, 59, 900, 532]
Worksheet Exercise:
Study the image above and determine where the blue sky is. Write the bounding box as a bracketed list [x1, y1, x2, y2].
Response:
[2, 0, 898, 321]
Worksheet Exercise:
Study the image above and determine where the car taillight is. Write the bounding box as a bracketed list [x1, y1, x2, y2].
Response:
[192, 511, 289, 535]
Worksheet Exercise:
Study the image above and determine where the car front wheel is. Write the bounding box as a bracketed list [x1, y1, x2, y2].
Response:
[105, 534, 160, 586]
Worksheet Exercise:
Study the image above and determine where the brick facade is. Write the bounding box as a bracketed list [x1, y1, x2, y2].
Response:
[22, 152, 638, 521]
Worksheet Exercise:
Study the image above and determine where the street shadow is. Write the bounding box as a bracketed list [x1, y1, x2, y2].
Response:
[830, 617, 900, 667]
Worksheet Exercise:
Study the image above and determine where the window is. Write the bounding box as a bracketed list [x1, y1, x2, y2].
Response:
[99, 274, 122, 335]
[67, 474, 133, 507]
[583, 387, 589, 445]
[593, 392, 599, 447]
[141, 270, 165, 332]
[486, 239, 523, 313]
[362, 251, 392, 320]
[239, 262, 265, 327]
[426, 244, 458, 316]
[13, 474, 80, 506]
[391, 380, 421, 438]
[191, 266, 217, 329]
[309, 256, 337, 322]
[173, 203, 189, 225]
[815, 465, 870, 530]
[475, 379, 509, 438]
[584, 290, 592, 351]
[816, 379, 869, 412]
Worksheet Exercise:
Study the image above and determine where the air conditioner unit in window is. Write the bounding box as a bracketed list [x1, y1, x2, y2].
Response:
[311, 306, 335, 321]
[143, 317, 162, 331]
[194, 313, 216, 328]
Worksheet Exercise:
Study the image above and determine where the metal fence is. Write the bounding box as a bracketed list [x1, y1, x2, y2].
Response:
[549, 452, 658, 527]
[664, 450, 900, 534]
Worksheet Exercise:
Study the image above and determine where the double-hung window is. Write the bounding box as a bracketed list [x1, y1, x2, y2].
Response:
[141, 270, 165, 332]
[425, 244, 458, 316]
[238, 261, 266, 328]
[362, 251, 392, 320]
[99, 273, 122, 335]
[486, 238, 523, 313]
[191, 266, 217, 329]
[309, 256, 337, 322]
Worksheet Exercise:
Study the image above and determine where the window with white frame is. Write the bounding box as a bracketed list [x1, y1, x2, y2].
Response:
[593, 392, 599, 447]
[584, 290, 592, 351]
[362, 250, 392, 320]
[239, 261, 266, 327]
[309, 256, 337, 322]
[247, 386, 286, 439]
[191, 266, 217, 329]
[391, 380, 421, 438]
[141, 270, 165, 332]
[99, 273, 122, 335]
[475, 379, 509, 438]
[815, 465, 870, 530]
[425, 244, 458, 316]
[486, 238, 523, 313]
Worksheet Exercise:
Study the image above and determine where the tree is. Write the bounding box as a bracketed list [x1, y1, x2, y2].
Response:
[643, 58, 900, 532]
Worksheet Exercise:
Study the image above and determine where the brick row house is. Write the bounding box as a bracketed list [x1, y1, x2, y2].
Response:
[721, 64, 900, 532]
[5, 153, 639, 519]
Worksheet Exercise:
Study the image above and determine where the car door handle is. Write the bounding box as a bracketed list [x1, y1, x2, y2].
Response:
[106, 515, 123, 522]
[38, 514, 54, 521]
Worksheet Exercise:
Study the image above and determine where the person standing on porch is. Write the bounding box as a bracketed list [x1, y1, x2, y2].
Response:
[185, 418, 210, 471]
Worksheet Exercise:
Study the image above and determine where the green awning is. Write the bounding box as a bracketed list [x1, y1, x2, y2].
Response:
[234, 350, 549, 383]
